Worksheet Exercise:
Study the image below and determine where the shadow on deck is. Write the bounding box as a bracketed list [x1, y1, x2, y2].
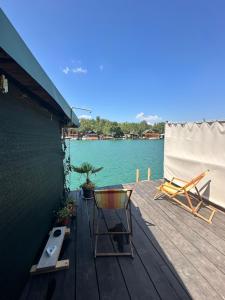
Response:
[20, 180, 225, 300]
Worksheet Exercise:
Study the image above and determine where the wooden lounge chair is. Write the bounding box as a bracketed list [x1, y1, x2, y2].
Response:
[93, 189, 134, 257]
[154, 170, 216, 223]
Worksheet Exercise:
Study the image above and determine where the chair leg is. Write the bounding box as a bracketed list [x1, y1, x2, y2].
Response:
[94, 209, 100, 258]
[192, 187, 203, 212]
[125, 203, 134, 258]
[95, 207, 134, 258]
[184, 191, 195, 213]
[154, 189, 164, 200]
[93, 201, 95, 234]
[194, 210, 216, 224]
[128, 234, 134, 258]
[170, 195, 193, 213]
[192, 187, 216, 223]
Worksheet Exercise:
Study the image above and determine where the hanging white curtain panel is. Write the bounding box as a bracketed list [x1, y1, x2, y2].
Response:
[164, 121, 225, 208]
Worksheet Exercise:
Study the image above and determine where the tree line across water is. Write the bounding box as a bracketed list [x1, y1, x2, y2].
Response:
[78, 116, 165, 137]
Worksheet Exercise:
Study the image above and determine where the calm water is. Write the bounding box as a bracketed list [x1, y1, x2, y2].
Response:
[68, 139, 164, 189]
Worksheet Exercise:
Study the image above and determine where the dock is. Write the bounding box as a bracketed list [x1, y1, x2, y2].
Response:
[20, 180, 225, 300]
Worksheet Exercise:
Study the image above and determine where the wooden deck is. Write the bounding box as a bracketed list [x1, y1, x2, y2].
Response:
[20, 180, 225, 300]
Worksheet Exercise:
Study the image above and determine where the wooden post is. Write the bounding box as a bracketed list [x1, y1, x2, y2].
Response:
[136, 169, 140, 182]
[147, 168, 151, 181]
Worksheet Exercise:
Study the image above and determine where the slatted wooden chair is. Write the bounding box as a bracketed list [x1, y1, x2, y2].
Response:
[154, 170, 216, 223]
[93, 189, 133, 257]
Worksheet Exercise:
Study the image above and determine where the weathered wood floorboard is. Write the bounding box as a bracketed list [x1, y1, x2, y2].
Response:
[86, 199, 131, 300]
[142, 180, 225, 241]
[131, 198, 219, 300]
[102, 209, 161, 300]
[139, 181, 225, 259]
[153, 191, 225, 252]
[131, 183, 224, 300]
[129, 209, 192, 300]
[76, 195, 99, 300]
[20, 182, 225, 300]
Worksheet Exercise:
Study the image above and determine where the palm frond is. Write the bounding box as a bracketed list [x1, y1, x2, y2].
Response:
[72, 166, 86, 174]
[92, 167, 103, 174]
[72, 162, 93, 173]
[72, 162, 103, 183]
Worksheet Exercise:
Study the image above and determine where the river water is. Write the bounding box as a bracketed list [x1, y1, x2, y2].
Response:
[68, 139, 164, 189]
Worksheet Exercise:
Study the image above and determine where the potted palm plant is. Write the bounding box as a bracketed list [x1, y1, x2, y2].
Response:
[72, 162, 103, 199]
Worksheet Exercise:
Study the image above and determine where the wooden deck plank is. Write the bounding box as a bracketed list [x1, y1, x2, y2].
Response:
[76, 195, 99, 300]
[103, 209, 161, 300]
[142, 181, 225, 253]
[134, 184, 225, 299]
[50, 219, 76, 300]
[156, 197, 225, 252]
[138, 181, 225, 255]
[156, 200, 225, 269]
[131, 188, 223, 300]
[22, 274, 50, 300]
[86, 199, 131, 300]
[208, 216, 225, 240]
[20, 209, 78, 299]
[146, 179, 225, 241]
[130, 211, 192, 300]
[130, 201, 204, 298]
[19, 182, 225, 300]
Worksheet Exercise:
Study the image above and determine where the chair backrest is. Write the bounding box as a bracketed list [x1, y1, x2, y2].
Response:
[94, 189, 132, 209]
[183, 170, 209, 191]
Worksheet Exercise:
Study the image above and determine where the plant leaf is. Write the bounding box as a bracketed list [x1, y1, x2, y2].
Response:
[92, 167, 103, 174]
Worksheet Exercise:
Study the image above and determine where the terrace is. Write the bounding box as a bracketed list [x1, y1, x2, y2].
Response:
[20, 180, 225, 300]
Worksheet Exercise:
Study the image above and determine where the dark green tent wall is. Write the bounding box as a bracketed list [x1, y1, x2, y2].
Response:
[0, 78, 65, 299]
[0, 9, 79, 300]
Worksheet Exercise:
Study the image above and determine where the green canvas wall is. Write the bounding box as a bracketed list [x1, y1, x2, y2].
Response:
[0, 79, 64, 300]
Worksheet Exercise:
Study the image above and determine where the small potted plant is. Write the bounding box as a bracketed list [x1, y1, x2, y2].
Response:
[66, 196, 76, 217]
[56, 207, 70, 225]
[72, 162, 103, 199]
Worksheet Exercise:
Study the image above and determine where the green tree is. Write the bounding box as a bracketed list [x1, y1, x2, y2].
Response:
[77, 117, 165, 136]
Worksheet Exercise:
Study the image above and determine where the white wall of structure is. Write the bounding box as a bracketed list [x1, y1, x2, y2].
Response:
[164, 121, 225, 208]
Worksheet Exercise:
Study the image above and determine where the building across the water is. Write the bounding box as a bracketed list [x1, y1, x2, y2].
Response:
[125, 132, 140, 139]
[82, 130, 99, 140]
[100, 134, 114, 140]
[0, 9, 79, 300]
[64, 127, 80, 139]
[143, 129, 161, 139]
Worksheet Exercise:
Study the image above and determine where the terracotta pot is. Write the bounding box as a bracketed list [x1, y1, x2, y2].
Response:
[57, 217, 70, 226]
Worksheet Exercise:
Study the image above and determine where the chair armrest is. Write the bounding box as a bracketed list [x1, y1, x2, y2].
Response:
[163, 183, 182, 191]
[171, 177, 189, 184]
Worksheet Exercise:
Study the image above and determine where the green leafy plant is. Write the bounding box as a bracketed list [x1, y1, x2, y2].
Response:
[57, 207, 70, 219]
[72, 162, 103, 190]
[65, 195, 76, 217]
[61, 136, 72, 201]
[66, 196, 75, 205]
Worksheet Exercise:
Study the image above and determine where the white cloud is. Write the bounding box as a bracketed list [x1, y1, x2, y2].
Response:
[79, 114, 92, 120]
[136, 112, 162, 124]
[99, 64, 104, 71]
[63, 66, 70, 74]
[62, 64, 87, 75]
[136, 112, 145, 119]
[72, 67, 87, 74]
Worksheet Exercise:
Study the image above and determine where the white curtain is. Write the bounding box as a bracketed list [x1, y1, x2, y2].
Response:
[164, 121, 225, 208]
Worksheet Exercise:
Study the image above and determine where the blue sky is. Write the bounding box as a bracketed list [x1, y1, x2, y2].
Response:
[1, 0, 225, 123]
